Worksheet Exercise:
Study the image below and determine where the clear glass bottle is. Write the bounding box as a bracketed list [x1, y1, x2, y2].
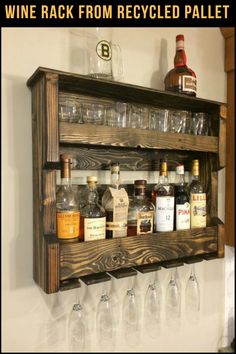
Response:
[56, 154, 80, 242]
[189, 160, 206, 228]
[175, 164, 190, 230]
[155, 161, 175, 232]
[80, 176, 106, 242]
[127, 180, 154, 236]
[164, 34, 197, 97]
[102, 163, 129, 239]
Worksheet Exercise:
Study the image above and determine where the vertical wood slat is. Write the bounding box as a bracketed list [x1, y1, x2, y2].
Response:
[219, 104, 227, 169]
[210, 172, 218, 221]
[217, 222, 225, 258]
[45, 235, 60, 293]
[44, 73, 59, 163]
[43, 170, 57, 235]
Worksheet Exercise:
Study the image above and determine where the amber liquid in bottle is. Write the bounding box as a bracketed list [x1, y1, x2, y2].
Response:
[164, 34, 197, 97]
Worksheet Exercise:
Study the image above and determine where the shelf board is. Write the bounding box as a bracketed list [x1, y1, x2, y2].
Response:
[59, 122, 219, 153]
[59, 225, 218, 281]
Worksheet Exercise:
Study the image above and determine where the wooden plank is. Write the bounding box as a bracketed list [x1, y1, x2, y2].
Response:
[210, 172, 218, 221]
[134, 263, 161, 274]
[217, 223, 225, 258]
[59, 145, 197, 171]
[161, 260, 184, 269]
[45, 235, 60, 293]
[80, 272, 111, 285]
[45, 73, 59, 163]
[225, 35, 235, 72]
[60, 278, 81, 291]
[43, 170, 57, 235]
[182, 256, 203, 264]
[60, 226, 218, 280]
[219, 118, 226, 168]
[108, 268, 137, 279]
[59, 123, 219, 153]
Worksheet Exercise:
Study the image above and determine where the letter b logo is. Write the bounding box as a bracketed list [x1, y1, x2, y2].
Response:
[96, 40, 112, 61]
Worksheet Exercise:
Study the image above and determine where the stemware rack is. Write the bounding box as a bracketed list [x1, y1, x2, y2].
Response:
[27, 67, 226, 294]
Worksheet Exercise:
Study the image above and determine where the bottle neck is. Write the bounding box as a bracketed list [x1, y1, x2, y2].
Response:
[159, 174, 168, 184]
[178, 174, 185, 185]
[174, 39, 187, 67]
[134, 188, 146, 198]
[110, 172, 120, 188]
[192, 174, 199, 182]
[61, 177, 72, 186]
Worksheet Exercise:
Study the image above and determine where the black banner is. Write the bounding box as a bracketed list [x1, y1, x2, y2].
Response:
[1, 0, 235, 27]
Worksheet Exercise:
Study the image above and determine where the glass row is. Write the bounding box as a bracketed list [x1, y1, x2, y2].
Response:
[59, 100, 210, 135]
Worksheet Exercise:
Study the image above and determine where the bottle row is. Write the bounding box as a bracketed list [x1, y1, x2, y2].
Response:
[56, 156, 206, 242]
[59, 98, 210, 136]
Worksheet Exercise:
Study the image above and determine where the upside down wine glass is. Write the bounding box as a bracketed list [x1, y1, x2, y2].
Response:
[185, 264, 200, 323]
[68, 290, 85, 352]
[165, 268, 181, 328]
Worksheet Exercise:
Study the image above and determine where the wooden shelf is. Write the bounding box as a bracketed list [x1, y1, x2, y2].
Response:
[59, 122, 219, 153]
[27, 67, 226, 294]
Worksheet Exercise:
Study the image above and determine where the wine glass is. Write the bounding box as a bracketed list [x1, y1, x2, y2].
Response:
[144, 272, 162, 337]
[96, 292, 114, 350]
[67, 291, 85, 352]
[165, 269, 181, 328]
[122, 286, 140, 347]
[185, 264, 200, 323]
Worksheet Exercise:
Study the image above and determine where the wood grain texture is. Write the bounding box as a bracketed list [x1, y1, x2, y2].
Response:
[217, 222, 225, 258]
[43, 170, 57, 235]
[219, 118, 226, 168]
[59, 123, 219, 153]
[45, 73, 59, 163]
[60, 226, 218, 280]
[45, 235, 60, 293]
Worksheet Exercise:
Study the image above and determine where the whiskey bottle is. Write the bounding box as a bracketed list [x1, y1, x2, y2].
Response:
[102, 163, 129, 239]
[175, 164, 190, 230]
[128, 180, 154, 236]
[80, 176, 106, 242]
[189, 160, 206, 228]
[155, 161, 175, 232]
[164, 34, 197, 97]
[56, 154, 80, 242]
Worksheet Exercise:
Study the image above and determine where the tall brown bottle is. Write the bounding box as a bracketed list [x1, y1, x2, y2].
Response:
[164, 34, 197, 97]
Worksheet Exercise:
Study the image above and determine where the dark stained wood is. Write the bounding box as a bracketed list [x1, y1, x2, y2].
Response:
[219, 117, 226, 168]
[27, 67, 223, 115]
[108, 268, 137, 279]
[134, 263, 161, 274]
[60, 278, 81, 291]
[43, 170, 57, 235]
[80, 272, 111, 285]
[217, 222, 225, 258]
[59, 122, 219, 153]
[210, 172, 218, 221]
[182, 256, 203, 264]
[202, 252, 218, 261]
[45, 234, 60, 293]
[60, 226, 218, 280]
[45, 73, 59, 163]
[161, 259, 184, 268]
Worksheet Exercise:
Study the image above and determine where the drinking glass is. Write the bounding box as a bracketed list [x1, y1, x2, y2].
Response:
[82, 101, 105, 125]
[149, 108, 169, 132]
[96, 292, 114, 350]
[68, 292, 85, 351]
[168, 110, 183, 133]
[59, 102, 83, 123]
[192, 112, 209, 135]
[122, 287, 139, 346]
[144, 272, 162, 337]
[128, 105, 149, 129]
[185, 264, 200, 323]
[165, 269, 181, 328]
[180, 110, 192, 134]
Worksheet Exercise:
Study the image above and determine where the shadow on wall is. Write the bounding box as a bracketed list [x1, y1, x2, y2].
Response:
[4, 73, 34, 290]
[150, 38, 168, 91]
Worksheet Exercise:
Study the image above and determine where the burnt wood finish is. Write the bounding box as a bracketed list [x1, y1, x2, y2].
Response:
[59, 122, 219, 153]
[60, 226, 218, 280]
[27, 67, 225, 293]
[108, 268, 137, 279]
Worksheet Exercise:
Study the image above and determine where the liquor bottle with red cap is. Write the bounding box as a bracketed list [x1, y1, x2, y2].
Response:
[164, 34, 197, 97]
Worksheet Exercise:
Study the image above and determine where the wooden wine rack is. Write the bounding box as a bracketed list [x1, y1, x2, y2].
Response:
[27, 67, 226, 294]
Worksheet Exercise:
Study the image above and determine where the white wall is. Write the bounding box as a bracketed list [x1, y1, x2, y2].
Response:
[2, 27, 234, 352]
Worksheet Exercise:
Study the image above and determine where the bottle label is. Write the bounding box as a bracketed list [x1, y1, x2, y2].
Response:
[190, 193, 206, 228]
[106, 187, 129, 238]
[182, 75, 197, 94]
[176, 202, 190, 230]
[176, 165, 184, 175]
[137, 210, 154, 235]
[84, 217, 106, 241]
[155, 196, 175, 232]
[57, 211, 80, 239]
[176, 40, 184, 50]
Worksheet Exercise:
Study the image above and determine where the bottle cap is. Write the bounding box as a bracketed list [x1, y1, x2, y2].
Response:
[87, 176, 97, 183]
[176, 34, 184, 41]
[134, 180, 147, 187]
[176, 164, 184, 175]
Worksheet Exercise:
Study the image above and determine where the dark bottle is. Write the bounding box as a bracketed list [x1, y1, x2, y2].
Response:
[175, 164, 190, 230]
[164, 34, 197, 97]
[128, 180, 154, 236]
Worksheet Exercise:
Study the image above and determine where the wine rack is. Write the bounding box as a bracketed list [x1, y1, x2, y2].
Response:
[27, 67, 226, 294]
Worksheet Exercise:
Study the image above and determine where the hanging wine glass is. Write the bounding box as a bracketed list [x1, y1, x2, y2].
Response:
[185, 264, 200, 323]
[122, 286, 140, 347]
[165, 269, 181, 328]
[96, 292, 114, 351]
[144, 272, 162, 337]
[67, 290, 85, 352]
